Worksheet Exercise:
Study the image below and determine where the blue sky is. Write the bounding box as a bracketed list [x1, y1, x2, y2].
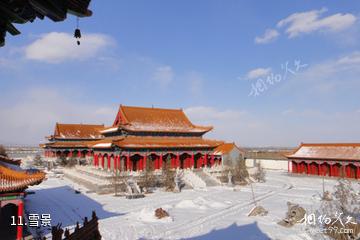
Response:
[1, 1, 360, 146]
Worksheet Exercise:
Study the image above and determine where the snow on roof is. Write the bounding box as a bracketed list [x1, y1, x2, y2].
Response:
[286, 143, 360, 161]
[100, 127, 119, 134]
[113, 105, 213, 133]
[54, 123, 104, 139]
[93, 143, 112, 148]
[213, 143, 244, 155]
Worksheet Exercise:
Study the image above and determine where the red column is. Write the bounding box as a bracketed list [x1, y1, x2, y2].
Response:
[357, 166, 360, 179]
[307, 163, 310, 174]
[94, 154, 97, 167]
[114, 156, 117, 171]
[210, 154, 215, 167]
[330, 164, 333, 177]
[191, 153, 194, 168]
[204, 154, 208, 167]
[156, 156, 160, 169]
[176, 154, 180, 168]
[159, 154, 163, 169]
[16, 201, 23, 240]
[171, 156, 174, 168]
[143, 155, 147, 170]
[78, 151, 81, 158]
[153, 157, 157, 170]
[101, 155, 105, 168]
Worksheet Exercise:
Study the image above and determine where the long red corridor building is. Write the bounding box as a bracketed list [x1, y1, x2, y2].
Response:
[42, 105, 227, 171]
[286, 143, 360, 179]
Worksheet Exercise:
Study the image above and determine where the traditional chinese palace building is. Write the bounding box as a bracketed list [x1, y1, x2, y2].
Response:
[42, 105, 232, 171]
[0, 155, 45, 240]
[286, 143, 360, 179]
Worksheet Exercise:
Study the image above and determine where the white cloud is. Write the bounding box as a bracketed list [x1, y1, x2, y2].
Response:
[185, 106, 360, 147]
[303, 51, 360, 79]
[24, 32, 114, 63]
[187, 71, 204, 95]
[254, 29, 279, 44]
[0, 87, 116, 145]
[337, 51, 360, 65]
[277, 8, 356, 38]
[152, 65, 174, 87]
[278, 51, 360, 98]
[185, 106, 259, 145]
[245, 67, 271, 79]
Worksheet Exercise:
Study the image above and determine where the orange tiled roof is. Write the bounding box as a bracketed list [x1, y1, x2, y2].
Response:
[92, 136, 223, 149]
[53, 123, 104, 139]
[111, 105, 213, 133]
[0, 158, 45, 193]
[286, 143, 360, 161]
[213, 143, 244, 155]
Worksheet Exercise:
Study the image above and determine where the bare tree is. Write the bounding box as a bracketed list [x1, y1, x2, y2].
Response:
[231, 154, 249, 184]
[33, 154, 43, 166]
[142, 155, 156, 190]
[66, 157, 77, 168]
[316, 179, 360, 240]
[253, 163, 266, 182]
[163, 155, 175, 191]
[112, 169, 123, 196]
[332, 179, 359, 215]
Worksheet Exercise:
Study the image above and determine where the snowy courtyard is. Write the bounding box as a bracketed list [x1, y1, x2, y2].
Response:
[25, 170, 359, 240]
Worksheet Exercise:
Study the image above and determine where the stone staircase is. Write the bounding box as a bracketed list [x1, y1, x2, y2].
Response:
[63, 166, 126, 194]
[193, 169, 221, 187]
[182, 169, 206, 190]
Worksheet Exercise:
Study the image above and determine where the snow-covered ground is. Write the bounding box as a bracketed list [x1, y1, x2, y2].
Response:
[25, 170, 360, 240]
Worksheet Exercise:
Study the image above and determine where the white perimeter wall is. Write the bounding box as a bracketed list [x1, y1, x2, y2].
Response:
[246, 158, 289, 171]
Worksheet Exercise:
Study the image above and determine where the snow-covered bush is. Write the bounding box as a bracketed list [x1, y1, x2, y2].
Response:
[253, 163, 266, 182]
